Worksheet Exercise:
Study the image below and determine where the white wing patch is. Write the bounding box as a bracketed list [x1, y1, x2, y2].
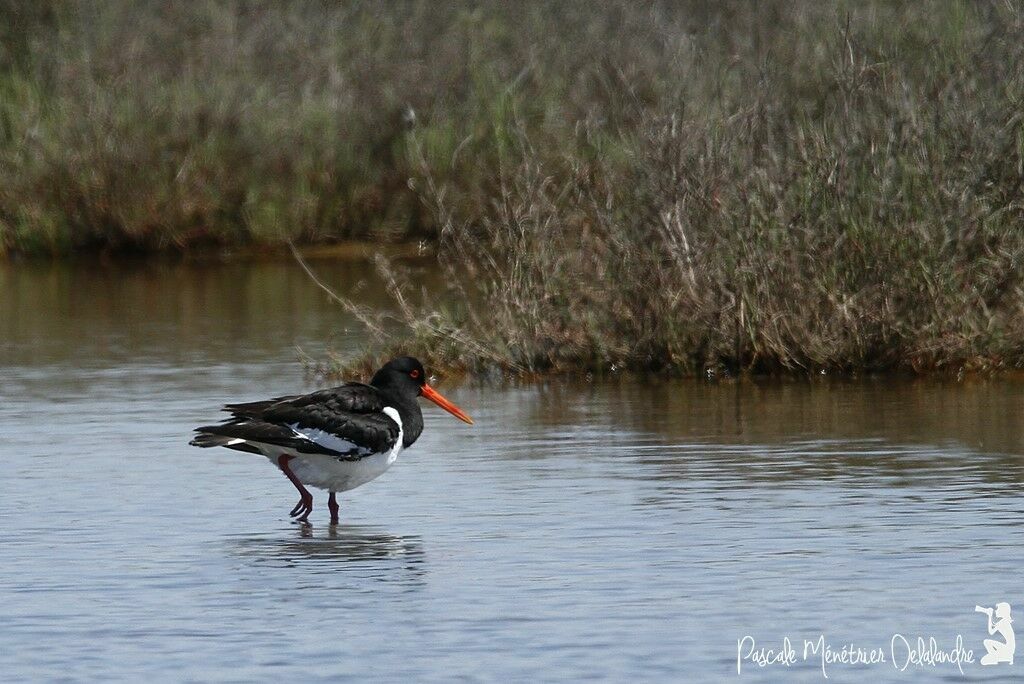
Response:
[288, 423, 363, 455]
[381, 406, 402, 434]
[381, 407, 404, 463]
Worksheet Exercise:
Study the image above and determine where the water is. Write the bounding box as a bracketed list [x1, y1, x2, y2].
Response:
[1, 259, 1022, 682]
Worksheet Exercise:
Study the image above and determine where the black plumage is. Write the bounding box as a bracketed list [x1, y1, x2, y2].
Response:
[190, 356, 472, 524]
[192, 382, 421, 459]
[191, 359, 430, 460]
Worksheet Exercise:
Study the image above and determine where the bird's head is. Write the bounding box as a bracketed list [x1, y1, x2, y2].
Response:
[372, 357, 474, 424]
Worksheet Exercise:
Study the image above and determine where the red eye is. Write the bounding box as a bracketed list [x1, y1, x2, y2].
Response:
[410, 369, 420, 379]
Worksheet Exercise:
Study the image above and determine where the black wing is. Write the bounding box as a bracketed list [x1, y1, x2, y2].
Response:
[192, 383, 401, 459]
[221, 394, 301, 418]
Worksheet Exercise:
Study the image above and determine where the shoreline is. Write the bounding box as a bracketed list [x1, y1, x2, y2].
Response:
[5, 242, 1022, 382]
[0, 239, 433, 264]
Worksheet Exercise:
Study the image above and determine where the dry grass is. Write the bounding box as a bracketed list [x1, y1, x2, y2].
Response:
[309, 2, 1024, 378]
[0, 1, 596, 252]
[4, 2, 1024, 376]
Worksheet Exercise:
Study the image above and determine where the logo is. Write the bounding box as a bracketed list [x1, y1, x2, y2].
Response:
[976, 603, 1015, 666]
[736, 603, 1015, 677]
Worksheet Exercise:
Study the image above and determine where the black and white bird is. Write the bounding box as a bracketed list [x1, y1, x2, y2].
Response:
[190, 357, 473, 524]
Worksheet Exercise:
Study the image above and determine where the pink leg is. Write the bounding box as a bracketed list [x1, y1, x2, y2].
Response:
[277, 455, 313, 523]
[328, 492, 340, 525]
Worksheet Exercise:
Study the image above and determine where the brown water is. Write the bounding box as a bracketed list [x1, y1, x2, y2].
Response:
[1, 259, 1022, 682]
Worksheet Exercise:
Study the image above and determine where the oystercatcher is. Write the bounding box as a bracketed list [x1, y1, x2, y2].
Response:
[190, 357, 473, 524]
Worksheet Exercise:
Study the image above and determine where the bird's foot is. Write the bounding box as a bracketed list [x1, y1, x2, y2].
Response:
[289, 492, 313, 523]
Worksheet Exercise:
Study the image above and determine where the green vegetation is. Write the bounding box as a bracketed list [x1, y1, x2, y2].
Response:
[4, 2, 1024, 376]
[0, 0, 536, 252]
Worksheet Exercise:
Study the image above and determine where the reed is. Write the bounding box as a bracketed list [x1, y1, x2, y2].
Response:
[309, 2, 1024, 377]
[4, 2, 1024, 375]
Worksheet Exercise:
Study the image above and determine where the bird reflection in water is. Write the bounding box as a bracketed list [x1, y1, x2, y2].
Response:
[226, 525, 426, 586]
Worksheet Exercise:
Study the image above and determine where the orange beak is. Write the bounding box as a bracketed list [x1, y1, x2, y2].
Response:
[421, 384, 474, 425]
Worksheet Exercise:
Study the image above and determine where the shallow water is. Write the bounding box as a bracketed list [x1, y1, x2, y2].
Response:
[1, 260, 1022, 682]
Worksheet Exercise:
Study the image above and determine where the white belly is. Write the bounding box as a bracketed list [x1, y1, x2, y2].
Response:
[271, 447, 401, 492]
[250, 406, 405, 493]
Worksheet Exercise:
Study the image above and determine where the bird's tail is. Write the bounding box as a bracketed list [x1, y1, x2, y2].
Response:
[189, 431, 236, 448]
[190, 425, 266, 454]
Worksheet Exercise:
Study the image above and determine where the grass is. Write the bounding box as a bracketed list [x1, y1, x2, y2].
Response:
[4, 2, 1024, 376]
[0, 0, 693, 254]
[0, 1, 510, 252]
[306, 1, 1024, 378]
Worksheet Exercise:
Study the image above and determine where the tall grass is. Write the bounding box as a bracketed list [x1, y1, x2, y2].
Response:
[0, 1, 602, 252]
[308, 1, 1024, 377]
[4, 1, 1024, 375]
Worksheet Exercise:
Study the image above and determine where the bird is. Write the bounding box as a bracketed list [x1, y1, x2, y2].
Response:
[190, 357, 473, 524]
